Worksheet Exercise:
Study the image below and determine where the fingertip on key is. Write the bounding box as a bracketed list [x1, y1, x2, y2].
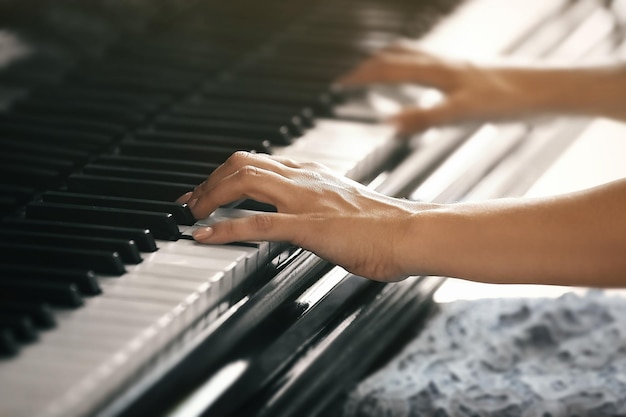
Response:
[176, 191, 193, 204]
[193, 227, 214, 241]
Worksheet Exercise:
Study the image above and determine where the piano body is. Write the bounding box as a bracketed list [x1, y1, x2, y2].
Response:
[0, 0, 624, 416]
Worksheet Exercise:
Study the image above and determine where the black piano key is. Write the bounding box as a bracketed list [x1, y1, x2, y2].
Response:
[118, 141, 237, 164]
[0, 302, 56, 329]
[171, 101, 309, 125]
[0, 241, 126, 276]
[0, 122, 114, 148]
[69, 71, 199, 95]
[0, 152, 75, 176]
[31, 86, 168, 113]
[42, 191, 195, 225]
[134, 131, 271, 152]
[94, 155, 220, 176]
[119, 140, 251, 164]
[0, 164, 62, 189]
[0, 229, 141, 266]
[0, 112, 127, 137]
[204, 86, 334, 117]
[0, 314, 38, 343]
[234, 63, 345, 84]
[82, 164, 207, 188]
[0, 135, 99, 155]
[1, 218, 157, 252]
[0, 328, 19, 357]
[0, 195, 20, 216]
[0, 55, 71, 86]
[2, 138, 91, 164]
[87, 61, 206, 86]
[167, 107, 306, 137]
[108, 39, 239, 72]
[0, 280, 84, 308]
[276, 36, 376, 57]
[230, 68, 341, 88]
[12, 98, 146, 125]
[153, 116, 293, 145]
[0, 185, 35, 213]
[25, 201, 180, 241]
[0, 184, 35, 202]
[189, 98, 316, 127]
[66, 174, 195, 204]
[223, 76, 338, 103]
[0, 264, 101, 296]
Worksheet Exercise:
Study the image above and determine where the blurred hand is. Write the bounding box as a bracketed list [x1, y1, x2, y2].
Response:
[337, 44, 535, 135]
[177, 151, 436, 282]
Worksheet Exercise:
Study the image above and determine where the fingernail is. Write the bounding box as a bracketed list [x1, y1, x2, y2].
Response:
[176, 191, 192, 203]
[193, 227, 214, 241]
[189, 198, 198, 208]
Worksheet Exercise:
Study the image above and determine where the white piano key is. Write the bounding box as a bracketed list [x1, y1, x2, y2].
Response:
[160, 239, 258, 279]
[100, 273, 206, 295]
[55, 296, 174, 325]
[96, 282, 191, 305]
[272, 119, 396, 179]
[128, 261, 226, 283]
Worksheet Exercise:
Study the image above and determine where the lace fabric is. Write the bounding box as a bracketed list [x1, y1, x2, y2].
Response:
[341, 291, 626, 417]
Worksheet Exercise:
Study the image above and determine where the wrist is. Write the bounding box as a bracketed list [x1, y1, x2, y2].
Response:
[492, 65, 626, 119]
[394, 203, 448, 278]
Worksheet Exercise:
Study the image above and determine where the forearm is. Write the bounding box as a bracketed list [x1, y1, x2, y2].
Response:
[491, 63, 626, 121]
[403, 178, 626, 287]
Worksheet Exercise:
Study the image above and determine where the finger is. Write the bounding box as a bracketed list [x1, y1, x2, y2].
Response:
[338, 53, 458, 90]
[388, 100, 461, 136]
[267, 155, 331, 173]
[176, 191, 193, 204]
[336, 54, 402, 86]
[192, 213, 298, 244]
[189, 165, 293, 219]
[186, 151, 292, 204]
[263, 154, 304, 169]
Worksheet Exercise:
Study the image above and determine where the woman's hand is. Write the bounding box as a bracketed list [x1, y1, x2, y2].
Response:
[177, 152, 626, 286]
[177, 151, 435, 282]
[337, 46, 564, 136]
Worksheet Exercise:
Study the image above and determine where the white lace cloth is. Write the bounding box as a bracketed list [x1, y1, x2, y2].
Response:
[341, 291, 626, 417]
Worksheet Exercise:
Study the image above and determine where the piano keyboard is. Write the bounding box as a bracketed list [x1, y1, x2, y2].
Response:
[0, 0, 441, 415]
[2, 0, 625, 416]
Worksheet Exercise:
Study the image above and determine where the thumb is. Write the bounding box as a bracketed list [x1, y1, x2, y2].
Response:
[192, 213, 299, 245]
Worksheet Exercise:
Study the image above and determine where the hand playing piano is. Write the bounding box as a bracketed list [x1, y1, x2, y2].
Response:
[178, 151, 626, 288]
[177, 151, 437, 282]
[336, 44, 532, 136]
[337, 43, 626, 135]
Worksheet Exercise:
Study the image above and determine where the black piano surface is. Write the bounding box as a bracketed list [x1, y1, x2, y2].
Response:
[0, 0, 458, 416]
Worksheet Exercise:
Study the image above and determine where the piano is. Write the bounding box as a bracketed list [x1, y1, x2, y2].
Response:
[1, 0, 623, 416]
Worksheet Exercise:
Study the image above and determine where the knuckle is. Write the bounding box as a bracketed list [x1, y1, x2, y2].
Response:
[222, 220, 236, 236]
[283, 157, 300, 168]
[191, 180, 208, 198]
[213, 220, 236, 240]
[300, 161, 325, 171]
[302, 170, 324, 184]
[238, 165, 260, 181]
[228, 151, 253, 169]
[253, 214, 273, 232]
[232, 150, 252, 161]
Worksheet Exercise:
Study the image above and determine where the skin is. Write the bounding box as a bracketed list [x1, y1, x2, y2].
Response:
[337, 45, 626, 134]
[177, 45, 626, 286]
